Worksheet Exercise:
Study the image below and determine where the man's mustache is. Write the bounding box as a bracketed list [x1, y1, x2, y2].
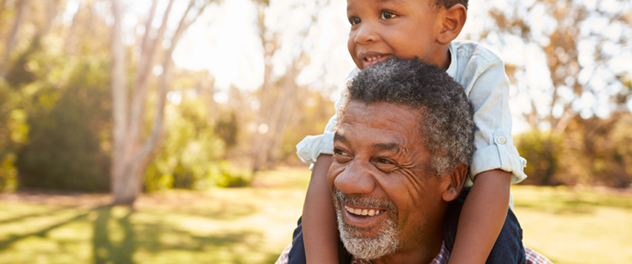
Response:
[333, 188, 398, 216]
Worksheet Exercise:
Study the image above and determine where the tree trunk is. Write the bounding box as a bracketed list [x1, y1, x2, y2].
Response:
[110, 0, 130, 204]
[267, 68, 301, 168]
[251, 8, 276, 172]
[110, 0, 206, 205]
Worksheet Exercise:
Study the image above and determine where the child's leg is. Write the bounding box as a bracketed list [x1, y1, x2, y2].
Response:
[444, 188, 526, 264]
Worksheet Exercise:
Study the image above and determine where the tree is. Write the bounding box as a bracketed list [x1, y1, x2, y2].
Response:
[0, 0, 27, 77]
[473, 0, 632, 132]
[110, 0, 211, 205]
[472, 0, 632, 187]
[250, 0, 329, 172]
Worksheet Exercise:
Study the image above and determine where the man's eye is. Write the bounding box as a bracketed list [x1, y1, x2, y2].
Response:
[381, 11, 397, 20]
[349, 17, 361, 25]
[333, 149, 352, 162]
[373, 157, 398, 172]
[376, 158, 393, 165]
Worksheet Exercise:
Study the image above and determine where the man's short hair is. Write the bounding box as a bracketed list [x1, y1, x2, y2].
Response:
[341, 57, 476, 176]
[436, 0, 468, 9]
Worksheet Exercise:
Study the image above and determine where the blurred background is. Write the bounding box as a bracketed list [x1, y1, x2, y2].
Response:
[0, 0, 630, 263]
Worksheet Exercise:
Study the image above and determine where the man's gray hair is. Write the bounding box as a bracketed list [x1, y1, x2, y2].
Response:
[340, 57, 477, 176]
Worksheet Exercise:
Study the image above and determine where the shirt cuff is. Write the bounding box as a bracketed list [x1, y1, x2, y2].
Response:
[470, 142, 528, 185]
[296, 131, 335, 164]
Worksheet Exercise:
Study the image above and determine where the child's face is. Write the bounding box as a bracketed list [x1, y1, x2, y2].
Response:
[347, 0, 445, 70]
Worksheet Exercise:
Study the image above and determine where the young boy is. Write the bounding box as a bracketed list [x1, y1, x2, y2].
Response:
[291, 0, 527, 263]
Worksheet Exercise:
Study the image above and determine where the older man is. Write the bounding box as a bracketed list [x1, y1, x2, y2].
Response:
[328, 57, 474, 263]
[277, 58, 550, 264]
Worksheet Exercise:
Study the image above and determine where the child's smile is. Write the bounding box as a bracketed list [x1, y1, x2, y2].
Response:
[346, 0, 448, 70]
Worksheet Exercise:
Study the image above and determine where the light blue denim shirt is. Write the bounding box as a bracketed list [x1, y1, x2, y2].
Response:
[296, 41, 527, 187]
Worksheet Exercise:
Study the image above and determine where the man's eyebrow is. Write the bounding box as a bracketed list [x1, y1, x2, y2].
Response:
[334, 133, 348, 144]
[372, 143, 401, 153]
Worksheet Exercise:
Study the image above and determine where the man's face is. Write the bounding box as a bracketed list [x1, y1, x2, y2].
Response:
[328, 101, 447, 260]
[346, 0, 445, 70]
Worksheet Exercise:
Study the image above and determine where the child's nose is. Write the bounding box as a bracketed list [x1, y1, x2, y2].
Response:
[354, 23, 378, 44]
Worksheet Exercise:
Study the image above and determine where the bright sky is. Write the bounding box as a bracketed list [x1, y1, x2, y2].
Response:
[63, 0, 632, 135]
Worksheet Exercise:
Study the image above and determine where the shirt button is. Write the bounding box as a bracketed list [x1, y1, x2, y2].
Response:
[497, 136, 507, 145]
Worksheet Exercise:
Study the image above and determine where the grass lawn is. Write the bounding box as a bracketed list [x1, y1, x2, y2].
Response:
[0, 167, 630, 263]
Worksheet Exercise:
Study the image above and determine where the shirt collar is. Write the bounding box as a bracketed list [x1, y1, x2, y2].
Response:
[445, 42, 458, 79]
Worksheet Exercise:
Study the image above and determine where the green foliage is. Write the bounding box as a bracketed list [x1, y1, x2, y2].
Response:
[211, 161, 252, 188]
[145, 93, 251, 191]
[517, 115, 632, 188]
[516, 130, 563, 185]
[16, 61, 111, 192]
[214, 111, 239, 150]
[0, 153, 18, 192]
[561, 115, 632, 188]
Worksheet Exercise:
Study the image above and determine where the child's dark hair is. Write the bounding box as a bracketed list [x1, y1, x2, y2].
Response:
[436, 0, 468, 9]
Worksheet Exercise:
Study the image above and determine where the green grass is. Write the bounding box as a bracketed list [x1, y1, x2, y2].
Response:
[511, 185, 632, 264]
[0, 168, 630, 263]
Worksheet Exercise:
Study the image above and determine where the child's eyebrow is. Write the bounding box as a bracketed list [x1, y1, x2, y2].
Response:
[348, 0, 405, 10]
[375, 0, 405, 5]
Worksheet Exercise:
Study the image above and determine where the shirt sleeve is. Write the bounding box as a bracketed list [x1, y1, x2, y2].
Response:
[295, 114, 338, 164]
[465, 54, 527, 184]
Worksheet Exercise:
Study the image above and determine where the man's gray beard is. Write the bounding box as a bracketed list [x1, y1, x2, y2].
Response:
[334, 189, 401, 261]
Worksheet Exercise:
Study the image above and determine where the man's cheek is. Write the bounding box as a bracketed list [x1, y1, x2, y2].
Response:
[327, 164, 345, 188]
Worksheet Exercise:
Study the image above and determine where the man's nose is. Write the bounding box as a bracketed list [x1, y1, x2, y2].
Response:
[354, 23, 378, 44]
[334, 160, 376, 195]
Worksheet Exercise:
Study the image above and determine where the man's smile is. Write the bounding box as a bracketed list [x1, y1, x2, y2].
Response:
[342, 202, 389, 231]
[334, 189, 397, 231]
[344, 205, 384, 217]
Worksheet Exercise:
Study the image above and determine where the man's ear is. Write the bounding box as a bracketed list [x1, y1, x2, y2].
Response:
[437, 4, 467, 45]
[440, 163, 468, 202]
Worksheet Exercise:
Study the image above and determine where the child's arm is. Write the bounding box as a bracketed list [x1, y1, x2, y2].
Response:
[446, 44, 527, 263]
[302, 154, 339, 264]
[447, 169, 511, 264]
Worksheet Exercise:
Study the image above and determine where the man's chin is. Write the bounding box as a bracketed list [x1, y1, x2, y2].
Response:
[337, 208, 400, 260]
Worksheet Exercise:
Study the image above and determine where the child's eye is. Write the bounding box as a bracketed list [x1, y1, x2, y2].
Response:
[381, 11, 397, 20]
[349, 17, 361, 25]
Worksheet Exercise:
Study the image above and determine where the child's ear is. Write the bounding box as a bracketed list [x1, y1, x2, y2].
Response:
[441, 163, 468, 202]
[437, 4, 467, 45]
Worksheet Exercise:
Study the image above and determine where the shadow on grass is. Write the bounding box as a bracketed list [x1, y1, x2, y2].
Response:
[0, 205, 76, 225]
[139, 203, 258, 222]
[0, 205, 271, 264]
[91, 206, 268, 264]
[0, 207, 95, 250]
[93, 206, 135, 264]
